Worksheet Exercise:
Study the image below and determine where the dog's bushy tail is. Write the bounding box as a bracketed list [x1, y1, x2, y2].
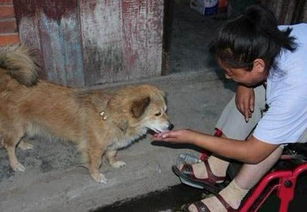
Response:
[0, 44, 39, 86]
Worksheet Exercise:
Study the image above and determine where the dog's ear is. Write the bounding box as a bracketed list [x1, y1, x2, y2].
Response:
[130, 97, 150, 118]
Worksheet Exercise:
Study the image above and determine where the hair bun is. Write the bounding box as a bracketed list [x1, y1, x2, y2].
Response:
[244, 4, 277, 28]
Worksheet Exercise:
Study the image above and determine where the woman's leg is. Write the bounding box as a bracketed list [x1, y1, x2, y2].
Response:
[188, 146, 283, 212]
[189, 85, 266, 179]
[187, 85, 286, 212]
[234, 146, 283, 190]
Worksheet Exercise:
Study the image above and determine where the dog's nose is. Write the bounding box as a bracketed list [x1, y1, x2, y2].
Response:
[168, 123, 174, 130]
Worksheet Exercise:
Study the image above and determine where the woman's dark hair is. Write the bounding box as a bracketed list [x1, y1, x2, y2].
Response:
[210, 4, 297, 70]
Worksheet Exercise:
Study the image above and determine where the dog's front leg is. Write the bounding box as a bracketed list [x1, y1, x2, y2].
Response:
[4, 135, 26, 172]
[106, 150, 126, 168]
[87, 148, 107, 183]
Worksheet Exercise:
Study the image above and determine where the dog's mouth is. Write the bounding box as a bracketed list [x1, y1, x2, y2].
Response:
[147, 128, 161, 135]
[147, 128, 169, 135]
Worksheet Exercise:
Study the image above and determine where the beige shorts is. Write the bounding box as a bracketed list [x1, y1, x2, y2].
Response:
[216, 85, 307, 142]
[216, 85, 266, 140]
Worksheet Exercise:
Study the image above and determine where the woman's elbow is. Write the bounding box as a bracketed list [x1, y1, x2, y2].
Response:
[240, 139, 278, 164]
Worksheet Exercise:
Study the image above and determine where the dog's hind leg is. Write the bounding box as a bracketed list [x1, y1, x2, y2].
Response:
[18, 139, 33, 150]
[106, 150, 126, 168]
[3, 134, 26, 172]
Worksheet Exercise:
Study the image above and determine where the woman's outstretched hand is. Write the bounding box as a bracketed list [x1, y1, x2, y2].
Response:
[153, 129, 198, 144]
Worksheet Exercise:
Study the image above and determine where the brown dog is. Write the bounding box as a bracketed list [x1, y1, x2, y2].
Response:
[0, 44, 172, 183]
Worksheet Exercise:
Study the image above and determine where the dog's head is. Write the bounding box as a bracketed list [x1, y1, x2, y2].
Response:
[107, 84, 173, 134]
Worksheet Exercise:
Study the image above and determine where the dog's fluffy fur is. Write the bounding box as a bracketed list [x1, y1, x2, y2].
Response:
[0, 44, 172, 183]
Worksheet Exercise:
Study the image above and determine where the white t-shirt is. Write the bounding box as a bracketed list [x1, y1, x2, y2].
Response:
[253, 23, 307, 144]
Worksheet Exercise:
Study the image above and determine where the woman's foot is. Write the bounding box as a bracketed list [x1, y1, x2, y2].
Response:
[187, 180, 249, 212]
[179, 156, 229, 181]
[187, 195, 237, 212]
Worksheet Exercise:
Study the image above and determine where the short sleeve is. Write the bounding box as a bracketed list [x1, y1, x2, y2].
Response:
[253, 95, 307, 144]
[254, 23, 307, 144]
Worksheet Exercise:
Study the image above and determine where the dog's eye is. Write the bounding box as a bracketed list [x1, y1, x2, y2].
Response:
[155, 112, 161, 116]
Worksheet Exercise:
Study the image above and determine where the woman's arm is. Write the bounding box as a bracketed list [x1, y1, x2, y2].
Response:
[154, 129, 278, 164]
[236, 84, 255, 122]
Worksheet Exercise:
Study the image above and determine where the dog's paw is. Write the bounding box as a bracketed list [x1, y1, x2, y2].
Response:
[18, 141, 33, 150]
[92, 173, 108, 184]
[11, 162, 26, 172]
[111, 160, 127, 168]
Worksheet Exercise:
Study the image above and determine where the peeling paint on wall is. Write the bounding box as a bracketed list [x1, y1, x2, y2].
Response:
[14, 0, 77, 21]
[17, 1, 84, 87]
[80, 0, 126, 85]
[14, 0, 164, 87]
